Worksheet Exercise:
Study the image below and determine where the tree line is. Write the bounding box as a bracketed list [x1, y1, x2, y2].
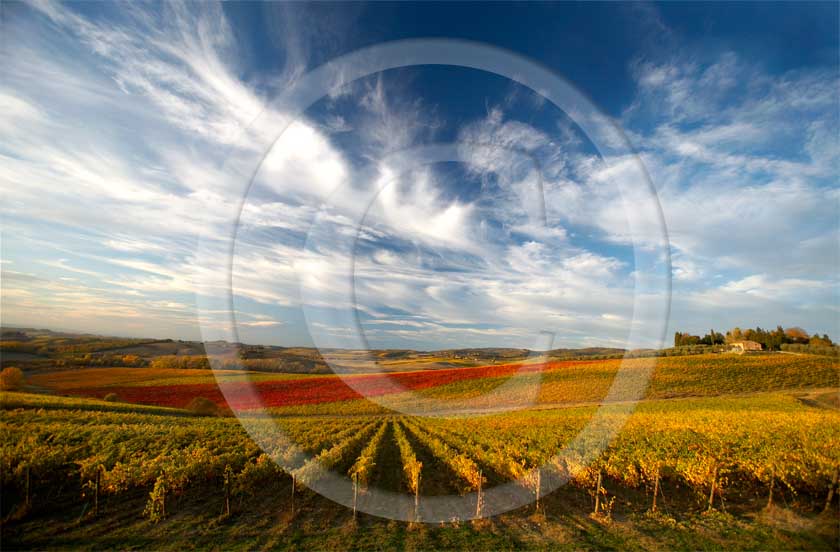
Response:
[675, 326, 834, 351]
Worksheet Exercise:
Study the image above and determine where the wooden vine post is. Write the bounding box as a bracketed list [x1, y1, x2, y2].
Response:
[160, 471, 166, 519]
[94, 466, 101, 516]
[475, 470, 483, 518]
[352, 472, 359, 521]
[707, 464, 718, 511]
[766, 468, 774, 509]
[535, 469, 541, 513]
[291, 473, 296, 515]
[414, 472, 421, 523]
[223, 466, 231, 516]
[25, 465, 32, 508]
[824, 467, 839, 513]
[593, 471, 602, 515]
[651, 466, 660, 512]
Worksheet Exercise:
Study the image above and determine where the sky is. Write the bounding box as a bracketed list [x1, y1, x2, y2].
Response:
[1, 1, 838, 350]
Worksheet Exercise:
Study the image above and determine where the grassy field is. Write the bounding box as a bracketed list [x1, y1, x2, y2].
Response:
[2, 353, 838, 550]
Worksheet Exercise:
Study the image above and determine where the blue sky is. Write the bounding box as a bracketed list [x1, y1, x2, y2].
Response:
[2, 2, 838, 350]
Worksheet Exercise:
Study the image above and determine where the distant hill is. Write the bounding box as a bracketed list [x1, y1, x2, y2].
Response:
[1, 326, 641, 374]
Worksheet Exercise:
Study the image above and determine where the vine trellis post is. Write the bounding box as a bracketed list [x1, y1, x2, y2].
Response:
[766, 468, 774, 509]
[94, 466, 102, 516]
[707, 464, 718, 511]
[475, 470, 483, 518]
[291, 473, 296, 515]
[414, 472, 421, 523]
[161, 471, 166, 518]
[25, 465, 31, 508]
[593, 471, 603, 515]
[223, 466, 231, 516]
[823, 467, 839, 513]
[651, 465, 660, 512]
[352, 472, 358, 521]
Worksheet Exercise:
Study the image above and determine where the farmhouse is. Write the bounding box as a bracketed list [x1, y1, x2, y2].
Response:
[729, 340, 763, 353]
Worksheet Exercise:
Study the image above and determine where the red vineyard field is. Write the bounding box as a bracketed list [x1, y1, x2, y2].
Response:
[71, 360, 598, 410]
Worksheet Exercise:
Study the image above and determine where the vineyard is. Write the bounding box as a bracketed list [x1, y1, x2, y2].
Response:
[3, 353, 839, 549]
[28, 353, 840, 414]
[3, 377, 839, 549]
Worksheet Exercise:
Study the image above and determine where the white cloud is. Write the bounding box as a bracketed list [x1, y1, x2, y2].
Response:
[2, 3, 836, 348]
[238, 320, 283, 327]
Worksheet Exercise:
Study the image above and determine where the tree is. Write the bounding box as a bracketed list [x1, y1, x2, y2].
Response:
[700, 329, 724, 346]
[769, 326, 787, 350]
[784, 327, 809, 344]
[810, 334, 833, 347]
[121, 354, 142, 367]
[186, 397, 220, 416]
[725, 327, 744, 343]
[675, 332, 701, 347]
[0, 366, 25, 390]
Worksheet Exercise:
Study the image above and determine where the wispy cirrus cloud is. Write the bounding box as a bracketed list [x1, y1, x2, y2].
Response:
[1, 2, 837, 348]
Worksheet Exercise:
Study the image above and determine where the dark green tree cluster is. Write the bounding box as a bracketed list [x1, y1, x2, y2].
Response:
[674, 329, 725, 347]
